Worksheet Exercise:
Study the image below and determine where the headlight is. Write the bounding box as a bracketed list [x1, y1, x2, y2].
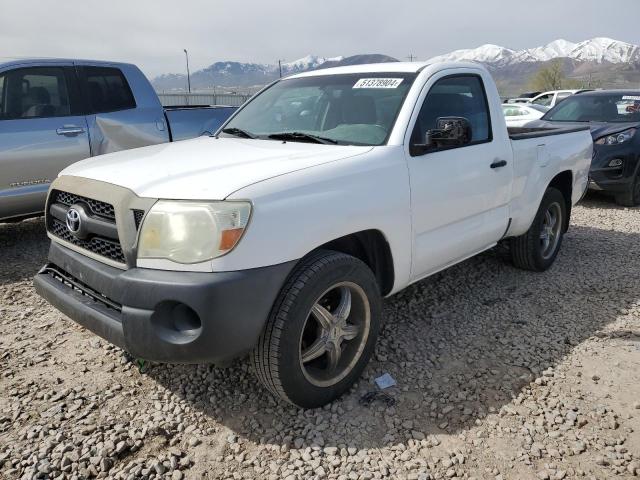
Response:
[137, 201, 251, 264]
[595, 128, 636, 145]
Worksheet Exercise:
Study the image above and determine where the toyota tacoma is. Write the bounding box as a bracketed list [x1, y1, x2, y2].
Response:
[34, 61, 592, 408]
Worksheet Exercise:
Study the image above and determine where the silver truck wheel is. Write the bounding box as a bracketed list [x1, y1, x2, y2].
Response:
[252, 250, 381, 408]
[539, 201, 563, 260]
[299, 282, 370, 388]
[510, 187, 567, 272]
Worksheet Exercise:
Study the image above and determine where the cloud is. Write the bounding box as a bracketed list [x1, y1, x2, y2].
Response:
[1, 0, 638, 78]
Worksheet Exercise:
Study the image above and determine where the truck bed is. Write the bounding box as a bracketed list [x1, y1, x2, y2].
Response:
[508, 126, 590, 140]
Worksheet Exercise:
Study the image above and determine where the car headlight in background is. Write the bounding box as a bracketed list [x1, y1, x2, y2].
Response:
[137, 201, 251, 264]
[595, 128, 636, 145]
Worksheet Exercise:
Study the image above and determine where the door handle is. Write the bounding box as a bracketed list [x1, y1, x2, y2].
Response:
[56, 126, 85, 136]
[490, 159, 508, 169]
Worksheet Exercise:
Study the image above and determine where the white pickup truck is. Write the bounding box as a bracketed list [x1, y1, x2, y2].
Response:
[35, 61, 592, 408]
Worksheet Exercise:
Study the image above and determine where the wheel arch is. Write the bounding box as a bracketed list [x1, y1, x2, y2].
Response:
[310, 229, 395, 296]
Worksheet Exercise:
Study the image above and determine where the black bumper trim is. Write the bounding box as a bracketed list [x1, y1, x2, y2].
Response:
[35, 242, 297, 364]
[34, 268, 126, 350]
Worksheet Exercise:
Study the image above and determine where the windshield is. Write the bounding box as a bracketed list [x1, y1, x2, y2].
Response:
[220, 72, 417, 146]
[543, 93, 640, 123]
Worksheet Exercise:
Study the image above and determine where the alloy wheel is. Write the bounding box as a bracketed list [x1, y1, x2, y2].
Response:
[540, 201, 563, 260]
[299, 282, 370, 388]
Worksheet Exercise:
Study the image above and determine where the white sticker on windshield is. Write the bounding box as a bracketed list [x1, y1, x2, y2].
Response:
[622, 96, 640, 100]
[353, 78, 403, 89]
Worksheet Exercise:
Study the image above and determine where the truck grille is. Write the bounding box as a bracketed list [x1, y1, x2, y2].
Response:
[49, 219, 126, 263]
[133, 209, 145, 230]
[47, 190, 126, 265]
[54, 190, 116, 220]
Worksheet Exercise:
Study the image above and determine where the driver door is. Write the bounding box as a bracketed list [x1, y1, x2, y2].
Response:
[406, 71, 513, 281]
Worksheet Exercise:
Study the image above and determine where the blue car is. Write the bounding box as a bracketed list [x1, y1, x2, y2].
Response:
[529, 90, 640, 206]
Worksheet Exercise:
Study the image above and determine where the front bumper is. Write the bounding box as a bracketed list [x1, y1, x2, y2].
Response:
[34, 242, 296, 364]
[589, 146, 639, 194]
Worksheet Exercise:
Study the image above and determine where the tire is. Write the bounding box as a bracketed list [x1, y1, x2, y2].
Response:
[614, 168, 640, 207]
[252, 250, 381, 408]
[510, 187, 567, 272]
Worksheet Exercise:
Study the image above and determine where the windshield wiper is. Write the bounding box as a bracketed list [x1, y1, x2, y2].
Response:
[219, 127, 256, 139]
[268, 132, 338, 145]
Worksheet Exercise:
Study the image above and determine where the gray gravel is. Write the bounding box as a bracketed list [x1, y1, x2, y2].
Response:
[1, 192, 639, 480]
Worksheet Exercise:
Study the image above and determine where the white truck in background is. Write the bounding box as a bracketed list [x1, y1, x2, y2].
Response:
[35, 61, 592, 408]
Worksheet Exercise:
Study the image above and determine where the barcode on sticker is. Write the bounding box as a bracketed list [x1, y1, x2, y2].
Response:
[354, 78, 403, 89]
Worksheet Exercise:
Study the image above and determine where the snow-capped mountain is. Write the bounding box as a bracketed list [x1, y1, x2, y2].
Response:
[151, 38, 640, 92]
[427, 37, 640, 66]
[427, 44, 516, 65]
[281, 55, 344, 71]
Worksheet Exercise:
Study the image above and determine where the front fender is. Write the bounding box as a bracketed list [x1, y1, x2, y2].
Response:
[212, 147, 413, 294]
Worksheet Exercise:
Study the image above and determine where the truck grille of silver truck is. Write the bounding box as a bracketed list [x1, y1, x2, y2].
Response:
[46, 190, 127, 265]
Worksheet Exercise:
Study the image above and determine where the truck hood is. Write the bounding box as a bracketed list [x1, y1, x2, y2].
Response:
[527, 119, 640, 141]
[61, 137, 372, 199]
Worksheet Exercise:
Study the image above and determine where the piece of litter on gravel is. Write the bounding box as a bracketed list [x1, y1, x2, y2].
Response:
[359, 390, 396, 407]
[375, 373, 396, 389]
[136, 358, 148, 374]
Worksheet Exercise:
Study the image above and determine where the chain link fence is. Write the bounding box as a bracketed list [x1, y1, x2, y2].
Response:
[157, 92, 253, 107]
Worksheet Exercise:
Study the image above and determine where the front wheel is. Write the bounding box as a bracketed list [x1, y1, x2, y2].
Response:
[614, 168, 640, 207]
[510, 187, 567, 271]
[252, 250, 381, 408]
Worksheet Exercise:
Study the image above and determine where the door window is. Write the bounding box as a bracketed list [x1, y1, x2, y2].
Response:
[411, 75, 491, 148]
[0, 67, 71, 119]
[532, 94, 553, 107]
[83, 67, 136, 114]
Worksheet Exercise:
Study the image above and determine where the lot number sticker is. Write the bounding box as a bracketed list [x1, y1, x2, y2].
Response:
[353, 78, 403, 89]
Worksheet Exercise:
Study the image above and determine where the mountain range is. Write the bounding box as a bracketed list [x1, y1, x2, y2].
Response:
[152, 54, 397, 91]
[427, 37, 640, 65]
[151, 38, 640, 95]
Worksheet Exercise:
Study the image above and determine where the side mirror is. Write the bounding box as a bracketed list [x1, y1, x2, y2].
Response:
[412, 117, 472, 155]
[427, 117, 472, 147]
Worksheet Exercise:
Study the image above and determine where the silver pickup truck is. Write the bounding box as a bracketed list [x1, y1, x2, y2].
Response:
[0, 59, 237, 222]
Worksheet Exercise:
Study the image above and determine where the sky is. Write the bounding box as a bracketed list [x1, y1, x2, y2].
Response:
[1, 0, 639, 79]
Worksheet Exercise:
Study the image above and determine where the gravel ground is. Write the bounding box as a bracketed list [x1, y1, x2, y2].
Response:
[1, 193, 639, 480]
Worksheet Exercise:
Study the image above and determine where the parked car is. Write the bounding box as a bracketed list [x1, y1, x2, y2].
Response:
[0, 59, 237, 222]
[505, 91, 543, 104]
[528, 90, 640, 206]
[502, 103, 547, 127]
[519, 91, 542, 99]
[528, 89, 592, 108]
[34, 61, 592, 408]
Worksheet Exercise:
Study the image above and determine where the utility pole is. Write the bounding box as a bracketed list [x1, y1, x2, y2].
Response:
[183, 49, 191, 93]
[406, 54, 417, 62]
[277, 59, 284, 78]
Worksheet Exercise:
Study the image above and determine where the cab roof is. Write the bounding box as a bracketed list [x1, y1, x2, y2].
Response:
[287, 61, 485, 78]
[0, 58, 135, 69]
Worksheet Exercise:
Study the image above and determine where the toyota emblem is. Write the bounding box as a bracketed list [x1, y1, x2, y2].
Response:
[66, 208, 81, 233]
